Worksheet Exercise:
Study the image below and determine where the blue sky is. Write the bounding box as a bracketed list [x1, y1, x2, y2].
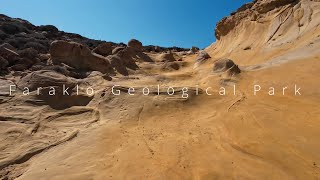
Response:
[0, 0, 252, 48]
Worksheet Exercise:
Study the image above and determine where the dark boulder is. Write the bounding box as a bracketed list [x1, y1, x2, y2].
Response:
[93, 42, 113, 56]
[50, 40, 112, 73]
[107, 47, 139, 76]
[128, 39, 143, 51]
[213, 58, 241, 75]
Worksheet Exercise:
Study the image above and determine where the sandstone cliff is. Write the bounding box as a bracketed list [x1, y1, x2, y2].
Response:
[207, 0, 320, 69]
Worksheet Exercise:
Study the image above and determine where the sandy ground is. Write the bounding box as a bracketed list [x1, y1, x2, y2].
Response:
[0, 51, 316, 179]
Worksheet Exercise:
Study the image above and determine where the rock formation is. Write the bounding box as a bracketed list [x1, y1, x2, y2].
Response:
[0, 14, 190, 77]
[128, 39, 143, 51]
[195, 50, 210, 63]
[2, 1, 320, 179]
[17, 70, 77, 91]
[213, 58, 241, 75]
[92, 42, 114, 56]
[50, 40, 112, 74]
[209, 0, 320, 69]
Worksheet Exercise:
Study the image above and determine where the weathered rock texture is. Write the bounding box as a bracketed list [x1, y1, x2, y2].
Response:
[50, 40, 112, 73]
[213, 58, 241, 75]
[208, 0, 320, 69]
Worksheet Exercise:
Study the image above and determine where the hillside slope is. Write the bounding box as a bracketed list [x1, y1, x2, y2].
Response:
[207, 0, 320, 68]
[0, 0, 320, 179]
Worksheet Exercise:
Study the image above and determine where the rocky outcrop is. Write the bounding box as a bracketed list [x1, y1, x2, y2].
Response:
[215, 0, 299, 40]
[92, 42, 114, 56]
[17, 70, 77, 91]
[193, 50, 211, 68]
[0, 14, 191, 76]
[213, 59, 241, 75]
[50, 40, 112, 73]
[107, 47, 140, 76]
[128, 39, 143, 51]
[0, 14, 114, 53]
[209, 0, 320, 69]
[195, 50, 211, 63]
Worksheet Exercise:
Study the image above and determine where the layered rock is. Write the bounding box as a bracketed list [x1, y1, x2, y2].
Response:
[210, 0, 320, 68]
[195, 50, 211, 63]
[215, 0, 299, 40]
[17, 70, 93, 109]
[17, 70, 77, 91]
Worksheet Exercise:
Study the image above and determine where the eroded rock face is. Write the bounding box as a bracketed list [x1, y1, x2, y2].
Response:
[92, 42, 113, 56]
[213, 59, 241, 75]
[16, 70, 93, 109]
[215, 0, 298, 40]
[107, 47, 139, 76]
[17, 70, 77, 91]
[38, 86, 93, 110]
[50, 40, 112, 73]
[128, 39, 143, 51]
[195, 50, 211, 63]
